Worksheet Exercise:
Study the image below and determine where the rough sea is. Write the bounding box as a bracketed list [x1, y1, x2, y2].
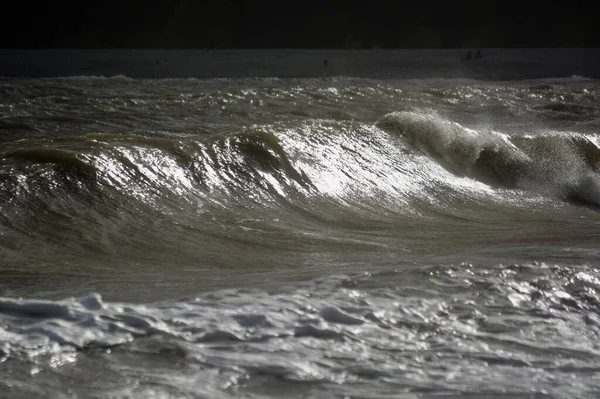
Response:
[1, 49, 600, 398]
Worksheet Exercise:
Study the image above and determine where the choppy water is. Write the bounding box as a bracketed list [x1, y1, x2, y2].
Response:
[1, 69, 600, 398]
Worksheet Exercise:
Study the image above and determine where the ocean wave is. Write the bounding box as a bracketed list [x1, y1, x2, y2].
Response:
[376, 111, 600, 206]
[1, 112, 599, 242]
[1, 111, 600, 281]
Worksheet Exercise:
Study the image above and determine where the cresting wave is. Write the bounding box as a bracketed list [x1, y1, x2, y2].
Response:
[376, 111, 600, 206]
[1, 110, 599, 288]
[2, 111, 600, 244]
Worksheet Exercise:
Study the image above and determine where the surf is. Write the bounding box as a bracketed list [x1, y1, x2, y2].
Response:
[376, 110, 600, 207]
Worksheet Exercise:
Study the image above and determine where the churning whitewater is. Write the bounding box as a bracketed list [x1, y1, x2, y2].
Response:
[1, 72, 600, 398]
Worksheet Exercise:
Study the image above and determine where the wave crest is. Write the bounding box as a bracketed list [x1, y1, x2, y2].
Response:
[376, 111, 600, 206]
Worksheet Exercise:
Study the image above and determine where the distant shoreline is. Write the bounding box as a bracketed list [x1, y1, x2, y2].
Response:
[1, 48, 599, 80]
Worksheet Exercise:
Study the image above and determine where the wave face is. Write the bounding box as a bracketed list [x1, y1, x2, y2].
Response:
[2, 74, 600, 398]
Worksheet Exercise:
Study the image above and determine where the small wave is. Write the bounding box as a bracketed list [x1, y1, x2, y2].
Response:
[533, 102, 598, 118]
[4, 148, 96, 180]
[47, 74, 135, 81]
[0, 119, 37, 132]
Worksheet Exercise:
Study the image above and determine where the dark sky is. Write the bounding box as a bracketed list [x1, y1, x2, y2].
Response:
[3, 1, 599, 49]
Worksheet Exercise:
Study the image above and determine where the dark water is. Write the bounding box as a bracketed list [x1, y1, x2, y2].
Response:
[1, 54, 600, 398]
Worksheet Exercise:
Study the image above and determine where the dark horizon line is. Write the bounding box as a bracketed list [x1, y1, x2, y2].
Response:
[3, 46, 600, 51]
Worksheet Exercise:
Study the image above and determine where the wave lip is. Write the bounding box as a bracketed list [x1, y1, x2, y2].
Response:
[376, 110, 600, 206]
[376, 111, 533, 189]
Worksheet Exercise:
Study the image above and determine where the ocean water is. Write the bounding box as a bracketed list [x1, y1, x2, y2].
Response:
[1, 50, 600, 398]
